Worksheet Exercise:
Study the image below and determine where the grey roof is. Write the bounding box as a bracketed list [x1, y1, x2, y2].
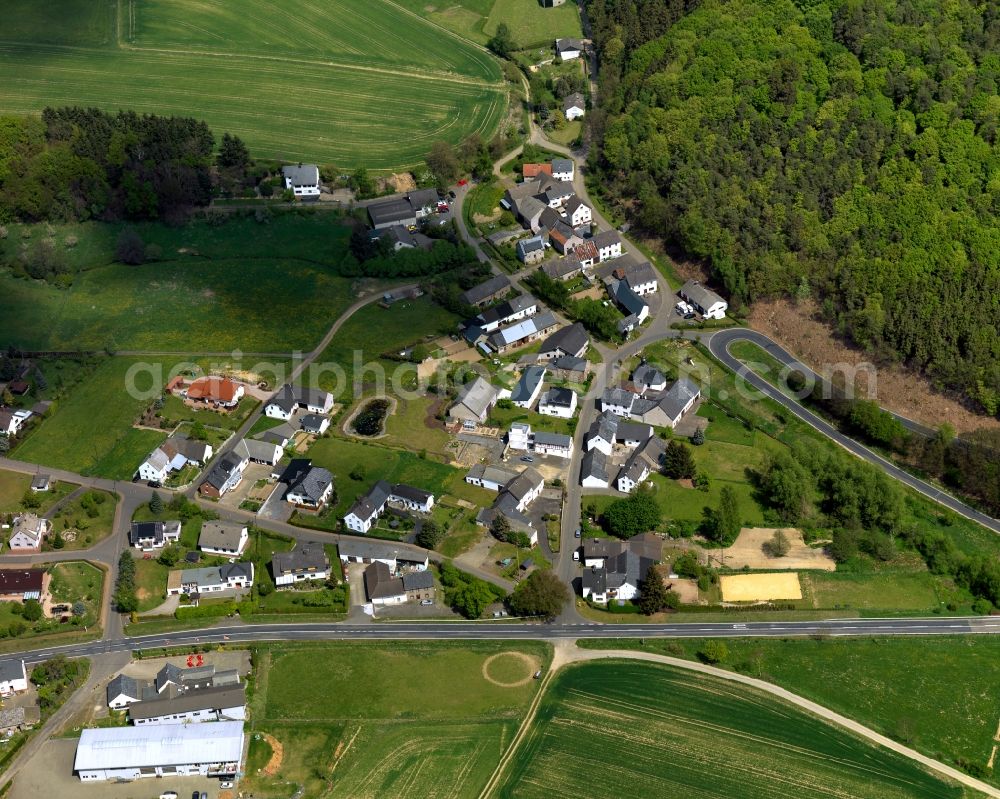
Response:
[533, 430, 572, 448]
[466, 464, 520, 486]
[583, 538, 625, 560]
[564, 195, 588, 216]
[582, 565, 607, 594]
[272, 543, 330, 576]
[383, 225, 415, 248]
[517, 195, 547, 222]
[623, 260, 658, 289]
[202, 452, 244, 492]
[281, 164, 319, 187]
[453, 376, 499, 418]
[556, 38, 584, 52]
[234, 437, 281, 462]
[391, 483, 433, 504]
[0, 660, 23, 685]
[478, 294, 536, 326]
[338, 538, 426, 564]
[287, 465, 333, 503]
[155, 663, 218, 693]
[128, 684, 246, 722]
[347, 479, 393, 522]
[564, 92, 586, 111]
[299, 413, 327, 432]
[602, 386, 636, 409]
[74, 721, 244, 772]
[632, 363, 667, 389]
[198, 521, 246, 552]
[541, 257, 583, 280]
[538, 206, 562, 232]
[364, 561, 405, 600]
[106, 673, 145, 704]
[402, 570, 435, 591]
[540, 387, 575, 409]
[517, 235, 546, 257]
[680, 279, 726, 311]
[588, 410, 619, 442]
[540, 322, 589, 357]
[552, 158, 573, 174]
[502, 468, 544, 502]
[179, 562, 253, 591]
[255, 422, 296, 446]
[616, 421, 653, 443]
[580, 449, 609, 482]
[591, 229, 622, 250]
[609, 279, 648, 317]
[129, 520, 180, 547]
[461, 275, 511, 305]
[659, 377, 701, 421]
[30, 474, 50, 489]
[511, 366, 546, 404]
[368, 197, 417, 227]
[551, 354, 588, 374]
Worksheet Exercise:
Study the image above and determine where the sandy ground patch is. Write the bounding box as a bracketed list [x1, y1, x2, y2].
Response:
[748, 298, 999, 434]
[259, 732, 284, 777]
[711, 527, 836, 571]
[721, 572, 802, 602]
[482, 651, 541, 688]
[663, 576, 701, 604]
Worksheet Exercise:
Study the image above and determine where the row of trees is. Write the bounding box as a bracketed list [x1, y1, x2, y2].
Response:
[587, 0, 1000, 414]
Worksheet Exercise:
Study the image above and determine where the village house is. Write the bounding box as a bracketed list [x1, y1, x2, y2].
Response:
[679, 280, 729, 319]
[343, 480, 435, 533]
[167, 562, 254, 598]
[299, 413, 330, 435]
[460, 275, 512, 308]
[465, 464, 520, 492]
[550, 355, 589, 382]
[477, 295, 538, 333]
[564, 92, 586, 120]
[511, 366, 547, 409]
[366, 188, 439, 230]
[185, 376, 244, 409]
[541, 257, 584, 282]
[580, 448, 611, 488]
[548, 222, 584, 256]
[563, 196, 592, 227]
[486, 311, 559, 354]
[272, 543, 331, 586]
[600, 387, 637, 417]
[338, 539, 429, 572]
[0, 661, 28, 697]
[538, 387, 578, 418]
[0, 705, 39, 737]
[264, 384, 334, 420]
[615, 436, 666, 493]
[448, 376, 500, 424]
[232, 437, 283, 466]
[592, 229, 624, 261]
[279, 460, 334, 509]
[551, 158, 575, 182]
[516, 235, 547, 265]
[129, 520, 181, 551]
[632, 362, 668, 393]
[532, 430, 574, 459]
[198, 451, 249, 498]
[29, 474, 50, 493]
[630, 377, 702, 429]
[581, 534, 662, 604]
[8, 514, 49, 552]
[572, 239, 599, 267]
[281, 163, 321, 199]
[539, 322, 589, 360]
[198, 521, 248, 557]
[136, 436, 214, 484]
[522, 162, 553, 179]
[129, 684, 247, 727]
[555, 37, 584, 61]
[363, 561, 436, 606]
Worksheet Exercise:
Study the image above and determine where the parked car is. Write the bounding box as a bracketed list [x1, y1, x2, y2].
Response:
[572, 550, 580, 561]
[448, 190, 457, 199]
[683, 312, 696, 319]
[201, 792, 208, 799]
[574, 527, 581, 538]
[147, 480, 163, 488]
[520, 455, 534, 462]
[191, 792, 200, 799]
[420, 599, 433, 605]
[220, 781, 234, 789]
[159, 792, 177, 799]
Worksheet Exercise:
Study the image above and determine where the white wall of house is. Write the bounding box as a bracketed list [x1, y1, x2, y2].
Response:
[581, 473, 609, 489]
[343, 512, 375, 533]
[568, 204, 592, 226]
[133, 704, 247, 726]
[565, 105, 585, 121]
[275, 569, 330, 587]
[534, 441, 572, 459]
[598, 242, 622, 261]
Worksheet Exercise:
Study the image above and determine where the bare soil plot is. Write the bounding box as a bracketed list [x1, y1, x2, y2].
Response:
[663, 576, 701, 604]
[720, 572, 802, 602]
[711, 527, 836, 571]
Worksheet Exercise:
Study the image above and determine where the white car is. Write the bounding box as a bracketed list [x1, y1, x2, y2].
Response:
[159, 792, 178, 799]
[220, 781, 235, 789]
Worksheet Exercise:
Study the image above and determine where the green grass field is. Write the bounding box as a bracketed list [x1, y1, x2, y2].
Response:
[48, 561, 104, 623]
[497, 660, 972, 798]
[0, 0, 505, 168]
[244, 641, 548, 798]
[0, 472, 76, 515]
[46, 489, 117, 550]
[579, 638, 1000, 785]
[395, 0, 582, 47]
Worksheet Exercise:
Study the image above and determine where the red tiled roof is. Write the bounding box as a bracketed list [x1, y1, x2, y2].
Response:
[523, 163, 552, 178]
[165, 376, 185, 393]
[573, 241, 599, 261]
[0, 569, 44, 594]
[187, 377, 240, 403]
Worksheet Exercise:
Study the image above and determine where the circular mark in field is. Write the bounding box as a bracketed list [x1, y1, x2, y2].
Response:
[482, 652, 540, 688]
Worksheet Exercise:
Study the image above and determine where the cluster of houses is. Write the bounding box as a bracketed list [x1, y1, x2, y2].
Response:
[461, 293, 560, 356]
[338, 539, 434, 607]
[78, 660, 247, 782]
[467, 465, 546, 546]
[0, 660, 40, 738]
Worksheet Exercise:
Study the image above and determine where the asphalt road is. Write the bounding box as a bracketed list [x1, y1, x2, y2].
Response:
[708, 329, 1000, 536]
[4, 616, 1000, 669]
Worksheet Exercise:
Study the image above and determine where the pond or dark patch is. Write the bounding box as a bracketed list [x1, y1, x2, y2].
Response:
[352, 398, 390, 437]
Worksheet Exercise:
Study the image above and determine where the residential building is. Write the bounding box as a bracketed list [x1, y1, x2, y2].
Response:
[364, 562, 436, 606]
[580, 449, 610, 488]
[264, 384, 334, 420]
[283, 463, 334, 509]
[508, 422, 532, 451]
[532, 431, 573, 459]
[130, 684, 247, 727]
[129, 521, 181, 551]
[198, 521, 248, 557]
[8, 513, 48, 551]
[460, 275, 512, 308]
[564, 92, 586, 120]
[465, 464, 520, 492]
[615, 436, 666, 493]
[233, 437, 283, 466]
[486, 311, 558, 353]
[539, 322, 589, 360]
[0, 706, 39, 736]
[556, 38, 583, 60]
[632, 362, 668, 393]
[0, 569, 44, 602]
[338, 539, 429, 571]
[477, 295, 538, 333]
[592, 229, 623, 261]
[0, 661, 27, 697]
[631, 378, 701, 429]
[497, 468, 544, 513]
[679, 280, 728, 319]
[573, 239, 599, 266]
[448, 376, 500, 423]
[541, 0, 566, 6]
[254, 422, 295, 448]
[281, 164, 321, 199]
[516, 235, 546, 265]
[601, 387, 637, 417]
[550, 354, 589, 382]
[538, 387, 577, 418]
[511, 366, 546, 409]
[137, 436, 213, 484]
[107, 674, 153, 709]
[548, 222, 583, 255]
[551, 158, 574, 181]
[29, 474, 50, 492]
[185, 376, 243, 408]
[366, 189, 439, 230]
[0, 410, 19, 437]
[74, 721, 244, 782]
[537, 176, 575, 209]
[585, 411, 618, 455]
[616, 420, 653, 448]
[199, 451, 249, 498]
[154, 663, 239, 694]
[608, 278, 649, 333]
[541, 257, 584, 281]
[563, 196, 592, 227]
[523, 162, 553, 179]
[168, 562, 254, 597]
[299, 413, 330, 435]
[272, 544, 331, 586]
[389, 484, 435, 513]
[343, 480, 434, 532]
[581, 534, 661, 604]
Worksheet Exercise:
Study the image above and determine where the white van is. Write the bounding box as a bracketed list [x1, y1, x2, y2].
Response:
[572, 550, 580, 562]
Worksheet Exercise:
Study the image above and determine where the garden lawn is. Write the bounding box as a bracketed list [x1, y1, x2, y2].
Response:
[157, 395, 259, 432]
[48, 561, 103, 623]
[496, 660, 971, 798]
[0, 473, 76, 515]
[579, 637, 1000, 786]
[381, 396, 451, 457]
[805, 571, 951, 613]
[132, 556, 170, 613]
[46, 489, 117, 550]
[312, 296, 460, 400]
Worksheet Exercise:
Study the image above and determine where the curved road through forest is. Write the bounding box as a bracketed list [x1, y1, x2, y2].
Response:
[709, 328, 1000, 535]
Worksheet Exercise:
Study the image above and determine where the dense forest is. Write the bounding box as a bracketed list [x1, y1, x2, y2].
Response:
[587, 0, 1000, 414]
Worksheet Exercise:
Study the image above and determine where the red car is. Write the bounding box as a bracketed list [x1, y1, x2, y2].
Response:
[437, 202, 449, 213]
[457, 178, 468, 186]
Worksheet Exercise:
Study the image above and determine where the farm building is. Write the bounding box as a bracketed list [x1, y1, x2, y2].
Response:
[74, 721, 244, 782]
[679, 280, 728, 319]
